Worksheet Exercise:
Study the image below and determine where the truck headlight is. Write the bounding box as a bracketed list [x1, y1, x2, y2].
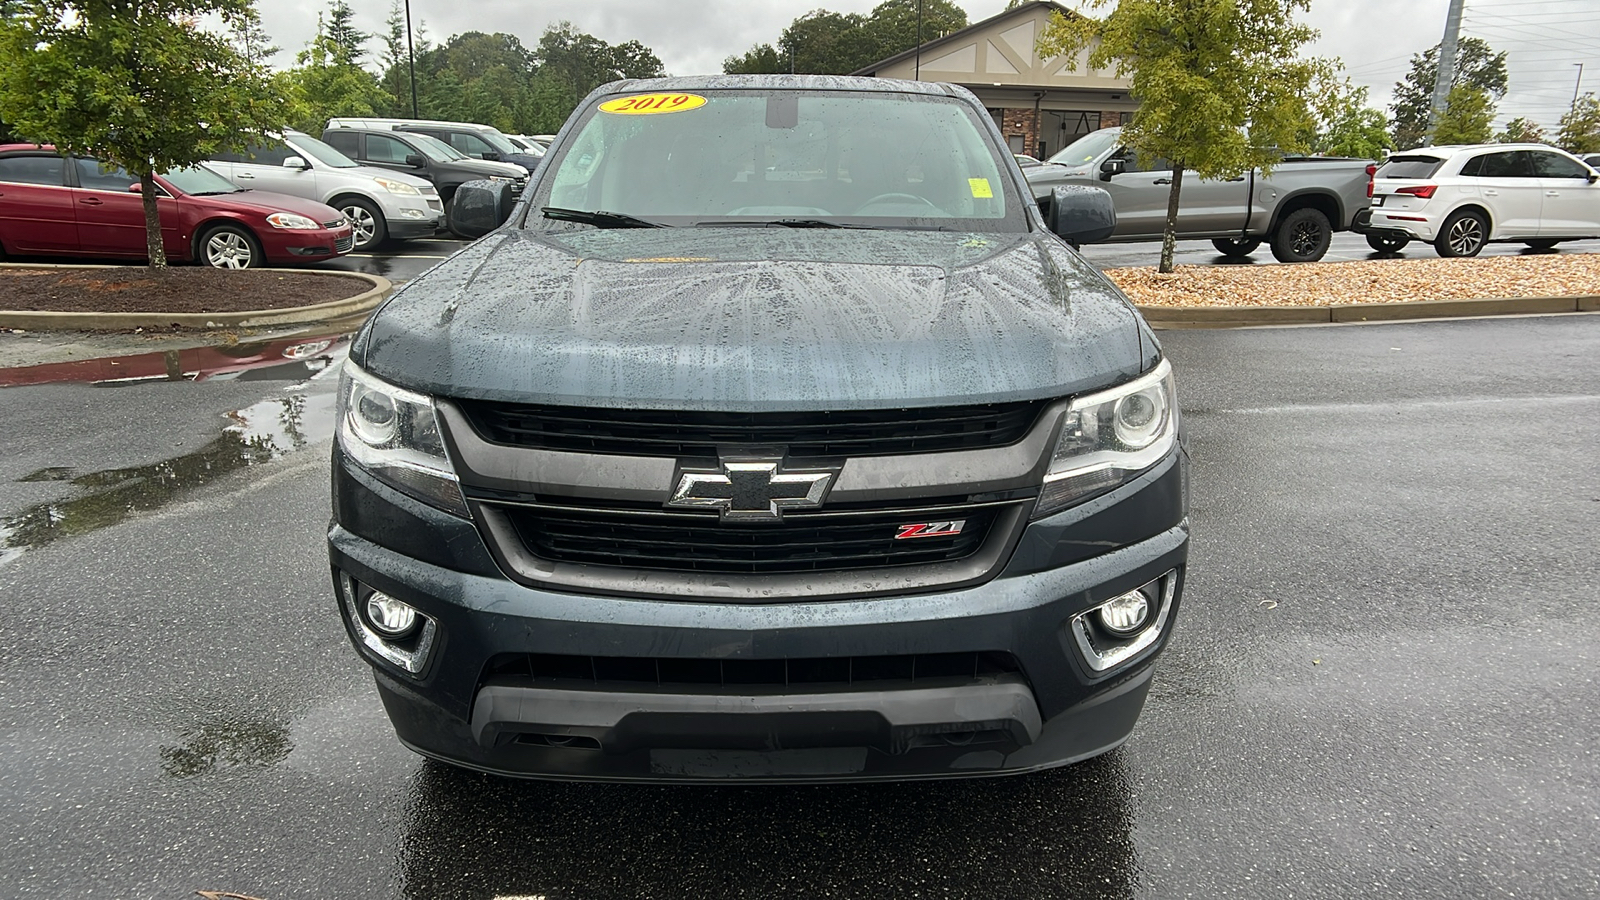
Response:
[338, 361, 468, 517]
[1035, 359, 1177, 518]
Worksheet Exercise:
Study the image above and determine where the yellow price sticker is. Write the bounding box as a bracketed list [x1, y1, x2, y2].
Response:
[599, 93, 708, 115]
[969, 178, 994, 199]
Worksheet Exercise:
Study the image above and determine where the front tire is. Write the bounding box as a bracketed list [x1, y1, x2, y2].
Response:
[1270, 207, 1332, 262]
[336, 197, 386, 251]
[198, 224, 262, 269]
[1211, 236, 1261, 257]
[1435, 210, 1488, 258]
[1366, 232, 1411, 253]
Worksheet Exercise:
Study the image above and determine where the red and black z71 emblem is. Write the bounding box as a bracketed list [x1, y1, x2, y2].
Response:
[895, 520, 967, 540]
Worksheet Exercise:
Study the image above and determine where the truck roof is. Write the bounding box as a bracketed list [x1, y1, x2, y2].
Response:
[590, 74, 970, 100]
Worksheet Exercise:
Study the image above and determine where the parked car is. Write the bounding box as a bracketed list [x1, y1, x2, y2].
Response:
[0, 145, 352, 268]
[330, 75, 1184, 783]
[1583, 154, 1600, 170]
[1362, 143, 1600, 257]
[1025, 127, 1376, 262]
[1014, 153, 1043, 168]
[320, 126, 527, 229]
[326, 116, 545, 172]
[205, 130, 440, 251]
[504, 135, 547, 157]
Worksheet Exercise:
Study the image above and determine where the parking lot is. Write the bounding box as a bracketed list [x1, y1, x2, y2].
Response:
[2, 313, 1596, 899]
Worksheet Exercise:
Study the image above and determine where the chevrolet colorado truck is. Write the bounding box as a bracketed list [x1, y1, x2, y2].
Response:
[329, 75, 1188, 782]
[1026, 127, 1375, 262]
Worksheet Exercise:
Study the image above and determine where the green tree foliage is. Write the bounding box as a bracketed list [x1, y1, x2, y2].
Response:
[1555, 93, 1600, 154]
[1389, 38, 1507, 150]
[1308, 77, 1390, 159]
[1039, 0, 1327, 273]
[1494, 117, 1544, 144]
[724, 44, 784, 75]
[279, 10, 392, 133]
[729, 0, 969, 76]
[228, 3, 279, 66]
[1431, 84, 1493, 145]
[323, 0, 369, 65]
[0, 0, 286, 267]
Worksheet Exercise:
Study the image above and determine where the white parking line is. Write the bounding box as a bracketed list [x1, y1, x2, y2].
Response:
[345, 254, 451, 259]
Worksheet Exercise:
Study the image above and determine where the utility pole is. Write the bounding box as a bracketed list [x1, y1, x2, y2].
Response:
[1423, 0, 1466, 147]
[915, 0, 924, 79]
[1573, 62, 1586, 109]
[404, 0, 418, 118]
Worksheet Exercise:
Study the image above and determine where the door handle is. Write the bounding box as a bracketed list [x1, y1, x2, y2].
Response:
[1226, 176, 1246, 182]
[79, 197, 104, 206]
[1546, 191, 1560, 196]
[1153, 178, 1172, 185]
[1483, 189, 1498, 196]
[236, 172, 255, 179]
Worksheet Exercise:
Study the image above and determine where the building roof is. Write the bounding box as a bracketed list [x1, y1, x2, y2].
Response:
[850, 1, 1076, 78]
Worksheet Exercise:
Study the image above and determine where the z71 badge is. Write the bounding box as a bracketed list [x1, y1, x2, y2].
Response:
[894, 521, 967, 540]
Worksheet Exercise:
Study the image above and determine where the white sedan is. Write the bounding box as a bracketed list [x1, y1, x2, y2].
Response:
[1364, 143, 1600, 257]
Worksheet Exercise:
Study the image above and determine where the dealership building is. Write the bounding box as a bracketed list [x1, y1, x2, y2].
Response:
[852, 0, 1135, 161]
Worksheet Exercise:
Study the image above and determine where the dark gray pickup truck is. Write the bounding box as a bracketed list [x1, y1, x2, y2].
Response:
[329, 75, 1188, 782]
[1027, 127, 1375, 262]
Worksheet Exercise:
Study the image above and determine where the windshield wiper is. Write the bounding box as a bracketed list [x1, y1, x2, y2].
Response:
[187, 190, 244, 195]
[541, 207, 664, 229]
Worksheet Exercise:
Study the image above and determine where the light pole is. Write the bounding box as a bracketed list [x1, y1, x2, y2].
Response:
[405, 0, 419, 118]
[915, 0, 924, 79]
[1574, 62, 1586, 110]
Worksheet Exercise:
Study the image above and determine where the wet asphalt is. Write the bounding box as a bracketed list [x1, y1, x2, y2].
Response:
[1, 314, 1598, 898]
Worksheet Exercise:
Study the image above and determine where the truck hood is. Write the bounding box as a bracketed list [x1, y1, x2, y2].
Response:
[356, 227, 1145, 411]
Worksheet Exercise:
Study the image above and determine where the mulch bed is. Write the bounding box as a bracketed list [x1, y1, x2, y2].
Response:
[0, 267, 371, 314]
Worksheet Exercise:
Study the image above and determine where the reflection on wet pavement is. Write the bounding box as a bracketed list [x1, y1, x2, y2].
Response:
[398, 755, 1138, 899]
[160, 718, 292, 779]
[0, 350, 345, 560]
[0, 334, 350, 388]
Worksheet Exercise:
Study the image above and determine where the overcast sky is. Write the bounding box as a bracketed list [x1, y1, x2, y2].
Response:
[253, 0, 1600, 133]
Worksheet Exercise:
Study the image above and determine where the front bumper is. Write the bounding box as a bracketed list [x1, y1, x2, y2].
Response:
[267, 224, 355, 261]
[329, 446, 1189, 782]
[387, 214, 443, 240]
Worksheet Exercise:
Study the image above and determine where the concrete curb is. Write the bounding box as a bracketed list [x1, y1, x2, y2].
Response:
[0, 264, 391, 331]
[1137, 294, 1600, 328]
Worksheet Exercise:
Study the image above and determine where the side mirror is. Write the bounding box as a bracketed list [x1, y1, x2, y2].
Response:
[1099, 158, 1125, 181]
[282, 156, 309, 170]
[404, 154, 425, 168]
[128, 183, 142, 193]
[447, 179, 516, 239]
[481, 151, 501, 161]
[1046, 185, 1116, 247]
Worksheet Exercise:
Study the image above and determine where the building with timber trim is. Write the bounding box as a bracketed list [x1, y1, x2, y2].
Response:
[851, 1, 1135, 161]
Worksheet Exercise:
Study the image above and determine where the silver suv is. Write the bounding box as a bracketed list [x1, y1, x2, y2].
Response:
[206, 131, 441, 251]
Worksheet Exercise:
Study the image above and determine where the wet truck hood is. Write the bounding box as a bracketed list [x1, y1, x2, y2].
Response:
[356, 228, 1146, 411]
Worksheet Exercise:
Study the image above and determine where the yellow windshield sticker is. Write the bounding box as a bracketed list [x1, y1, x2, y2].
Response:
[599, 93, 708, 115]
[969, 178, 994, 199]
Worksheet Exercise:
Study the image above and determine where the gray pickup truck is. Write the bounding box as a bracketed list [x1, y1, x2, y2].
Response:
[1026, 127, 1375, 262]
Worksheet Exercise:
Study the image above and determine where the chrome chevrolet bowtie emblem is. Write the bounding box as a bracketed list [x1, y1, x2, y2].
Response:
[668, 461, 835, 521]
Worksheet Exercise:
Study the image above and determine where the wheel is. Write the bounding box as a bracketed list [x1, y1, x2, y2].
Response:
[1269, 207, 1332, 262]
[1211, 237, 1261, 257]
[198, 224, 262, 269]
[1366, 232, 1411, 253]
[1523, 239, 1560, 251]
[335, 197, 386, 250]
[1434, 210, 1488, 258]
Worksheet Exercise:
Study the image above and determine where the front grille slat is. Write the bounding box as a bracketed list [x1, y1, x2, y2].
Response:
[486, 651, 1023, 689]
[506, 506, 998, 575]
[459, 400, 1045, 459]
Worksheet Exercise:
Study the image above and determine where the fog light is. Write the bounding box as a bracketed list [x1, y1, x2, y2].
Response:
[399, 208, 427, 219]
[1097, 590, 1151, 636]
[365, 591, 418, 638]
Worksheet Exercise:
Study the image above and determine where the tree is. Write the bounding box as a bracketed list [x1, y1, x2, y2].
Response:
[724, 44, 784, 75]
[281, 15, 392, 133]
[1431, 84, 1493, 145]
[779, 11, 876, 75]
[1495, 117, 1544, 144]
[1389, 37, 1507, 150]
[323, 0, 369, 66]
[0, 0, 286, 268]
[1555, 93, 1600, 154]
[533, 22, 664, 106]
[229, 3, 279, 66]
[1038, 0, 1327, 273]
[1308, 76, 1389, 159]
[863, 0, 968, 62]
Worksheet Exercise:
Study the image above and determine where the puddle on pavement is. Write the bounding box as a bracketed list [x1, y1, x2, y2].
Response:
[160, 717, 293, 778]
[0, 332, 351, 388]
[0, 347, 346, 561]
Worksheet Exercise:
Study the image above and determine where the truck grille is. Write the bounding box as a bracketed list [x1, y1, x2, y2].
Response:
[484, 650, 1023, 689]
[503, 504, 999, 574]
[458, 400, 1045, 459]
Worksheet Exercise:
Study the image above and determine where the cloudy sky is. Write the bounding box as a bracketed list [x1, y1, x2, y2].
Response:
[254, 0, 1599, 132]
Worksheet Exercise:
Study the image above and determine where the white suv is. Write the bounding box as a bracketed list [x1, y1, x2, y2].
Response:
[1365, 143, 1600, 257]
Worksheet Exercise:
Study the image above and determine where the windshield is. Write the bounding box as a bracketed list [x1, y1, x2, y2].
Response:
[478, 131, 519, 155]
[287, 133, 359, 168]
[410, 133, 466, 162]
[535, 89, 1019, 231]
[162, 163, 243, 195]
[1047, 129, 1120, 166]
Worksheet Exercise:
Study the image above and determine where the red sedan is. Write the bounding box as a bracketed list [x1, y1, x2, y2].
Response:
[0, 145, 354, 268]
